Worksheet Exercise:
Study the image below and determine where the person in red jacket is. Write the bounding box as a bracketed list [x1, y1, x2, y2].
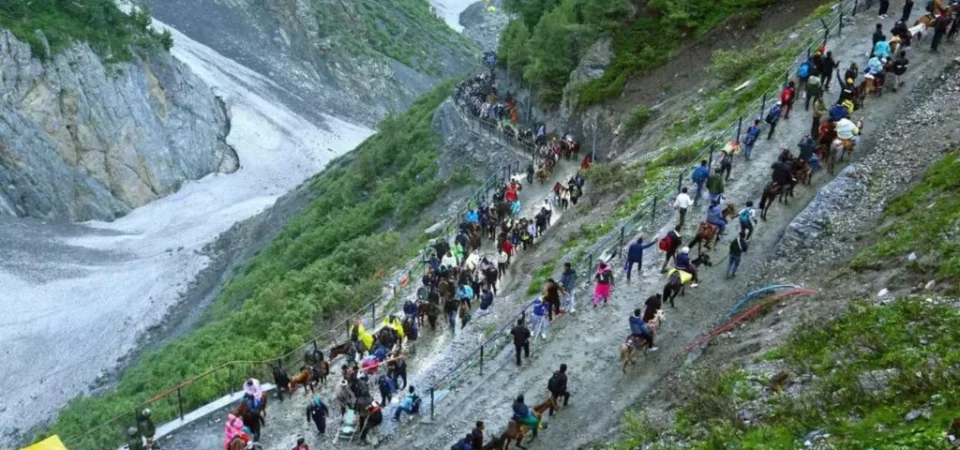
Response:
[780, 81, 796, 119]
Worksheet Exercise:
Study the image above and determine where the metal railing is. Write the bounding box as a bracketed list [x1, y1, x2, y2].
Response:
[422, 0, 869, 418]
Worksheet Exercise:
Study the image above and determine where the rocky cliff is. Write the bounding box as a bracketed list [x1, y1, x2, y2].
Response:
[0, 30, 237, 222]
[142, 0, 477, 128]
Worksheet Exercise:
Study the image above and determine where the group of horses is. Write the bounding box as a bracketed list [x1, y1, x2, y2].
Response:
[533, 136, 580, 184]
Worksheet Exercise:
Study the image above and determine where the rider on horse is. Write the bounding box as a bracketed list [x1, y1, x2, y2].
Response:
[675, 247, 700, 288]
[706, 200, 728, 238]
[512, 394, 540, 438]
[629, 309, 656, 351]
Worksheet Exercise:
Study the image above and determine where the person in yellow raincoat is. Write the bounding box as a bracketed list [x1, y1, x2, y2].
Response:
[381, 315, 405, 340]
[350, 320, 374, 353]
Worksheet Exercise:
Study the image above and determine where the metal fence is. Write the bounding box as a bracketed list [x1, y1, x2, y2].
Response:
[422, 0, 870, 418]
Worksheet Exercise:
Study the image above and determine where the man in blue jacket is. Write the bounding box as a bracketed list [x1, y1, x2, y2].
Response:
[512, 395, 540, 438]
[629, 309, 656, 351]
[624, 236, 657, 283]
[706, 200, 728, 238]
[691, 160, 709, 205]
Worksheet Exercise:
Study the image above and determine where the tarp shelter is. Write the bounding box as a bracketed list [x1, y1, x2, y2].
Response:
[20, 436, 68, 450]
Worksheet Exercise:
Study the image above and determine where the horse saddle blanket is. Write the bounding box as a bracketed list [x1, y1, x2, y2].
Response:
[666, 269, 693, 284]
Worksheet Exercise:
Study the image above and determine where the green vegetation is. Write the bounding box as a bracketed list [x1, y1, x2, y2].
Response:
[605, 298, 960, 449]
[313, 0, 474, 74]
[622, 106, 653, 136]
[852, 151, 960, 283]
[0, 0, 172, 61]
[526, 261, 558, 295]
[44, 83, 457, 450]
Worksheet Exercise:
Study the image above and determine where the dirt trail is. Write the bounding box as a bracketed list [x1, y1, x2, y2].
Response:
[375, 5, 960, 450]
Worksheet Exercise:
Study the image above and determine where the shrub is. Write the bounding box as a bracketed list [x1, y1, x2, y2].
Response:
[622, 106, 652, 136]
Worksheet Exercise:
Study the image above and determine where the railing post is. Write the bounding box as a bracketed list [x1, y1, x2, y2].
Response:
[371, 303, 376, 326]
[618, 226, 625, 259]
[853, 0, 858, 15]
[588, 253, 594, 271]
[313, 339, 318, 352]
[736, 117, 743, 143]
[480, 345, 485, 375]
[177, 386, 185, 421]
[761, 93, 767, 118]
[591, 132, 597, 162]
[838, 10, 843, 38]
[677, 171, 683, 193]
[430, 388, 435, 419]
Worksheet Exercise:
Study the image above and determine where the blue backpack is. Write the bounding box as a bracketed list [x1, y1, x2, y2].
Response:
[739, 208, 752, 225]
[798, 62, 811, 79]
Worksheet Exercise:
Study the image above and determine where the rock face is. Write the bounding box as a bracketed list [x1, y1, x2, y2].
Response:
[142, 0, 477, 128]
[0, 30, 237, 222]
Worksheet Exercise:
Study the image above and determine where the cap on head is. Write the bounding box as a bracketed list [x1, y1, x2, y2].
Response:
[560, 363, 567, 372]
[297, 437, 305, 445]
[128, 427, 139, 437]
[634, 308, 642, 316]
[681, 247, 690, 254]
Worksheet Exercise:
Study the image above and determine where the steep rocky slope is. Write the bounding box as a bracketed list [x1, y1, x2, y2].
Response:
[0, 30, 237, 222]
[142, 0, 478, 127]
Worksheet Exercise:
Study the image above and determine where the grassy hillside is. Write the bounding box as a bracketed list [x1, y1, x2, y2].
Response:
[42, 82, 455, 450]
[0, 0, 172, 61]
[498, 0, 779, 106]
[314, 0, 476, 75]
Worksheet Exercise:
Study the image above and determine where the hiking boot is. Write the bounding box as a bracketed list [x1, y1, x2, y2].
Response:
[650, 347, 659, 352]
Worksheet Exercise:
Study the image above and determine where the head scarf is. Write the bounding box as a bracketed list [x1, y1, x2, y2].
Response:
[243, 378, 262, 400]
[223, 413, 246, 449]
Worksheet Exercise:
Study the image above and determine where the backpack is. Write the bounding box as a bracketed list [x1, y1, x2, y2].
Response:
[765, 108, 779, 124]
[548, 373, 561, 392]
[798, 62, 810, 79]
[739, 208, 752, 225]
[658, 234, 673, 252]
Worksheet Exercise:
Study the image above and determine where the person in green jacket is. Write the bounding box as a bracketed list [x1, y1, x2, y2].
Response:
[706, 172, 724, 205]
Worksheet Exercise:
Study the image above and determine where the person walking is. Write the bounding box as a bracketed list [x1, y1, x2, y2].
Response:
[727, 231, 750, 279]
[902, 0, 915, 23]
[879, 0, 890, 18]
[811, 94, 827, 139]
[625, 236, 657, 283]
[511, 318, 531, 366]
[498, 249, 509, 277]
[560, 262, 578, 313]
[470, 421, 485, 449]
[891, 51, 909, 92]
[547, 364, 571, 416]
[780, 81, 796, 119]
[659, 226, 683, 273]
[932, 12, 951, 52]
[742, 119, 761, 161]
[765, 101, 783, 140]
[718, 148, 734, 181]
[674, 187, 693, 228]
[531, 297, 549, 339]
[822, 51, 837, 90]
[690, 160, 709, 205]
[805, 72, 822, 111]
[335, 380, 355, 418]
[444, 295, 459, 334]
[378, 373, 397, 406]
[872, 23, 886, 51]
[738, 201, 758, 240]
[306, 396, 329, 435]
[593, 261, 615, 307]
[706, 171, 724, 205]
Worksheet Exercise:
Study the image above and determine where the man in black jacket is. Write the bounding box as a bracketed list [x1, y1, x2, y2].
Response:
[510, 318, 531, 366]
[547, 364, 570, 415]
[470, 421, 485, 449]
[932, 12, 951, 52]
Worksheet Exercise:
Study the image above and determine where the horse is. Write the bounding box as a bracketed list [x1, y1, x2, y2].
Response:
[329, 341, 357, 362]
[758, 182, 788, 221]
[376, 326, 400, 352]
[791, 158, 813, 186]
[687, 204, 736, 252]
[619, 317, 661, 373]
[661, 253, 710, 306]
[536, 162, 552, 185]
[503, 397, 555, 449]
[233, 397, 268, 441]
[417, 300, 439, 330]
[289, 366, 318, 393]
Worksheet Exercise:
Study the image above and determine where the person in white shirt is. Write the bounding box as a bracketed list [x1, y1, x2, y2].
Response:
[674, 187, 693, 228]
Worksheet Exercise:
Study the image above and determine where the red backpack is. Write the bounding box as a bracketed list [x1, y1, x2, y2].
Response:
[658, 234, 673, 252]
